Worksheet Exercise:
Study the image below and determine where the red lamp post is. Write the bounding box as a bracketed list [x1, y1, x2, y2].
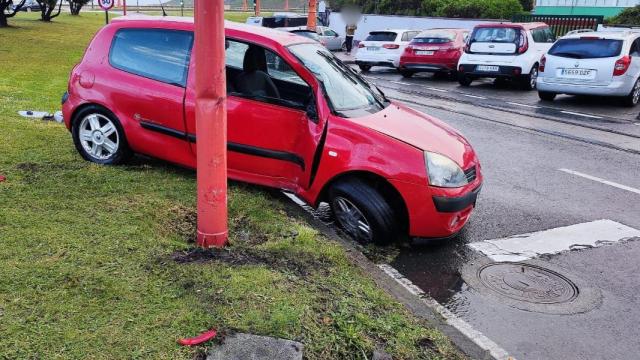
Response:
[284, 0, 289, 11]
[123, 0, 127, 15]
[195, 0, 229, 248]
[306, 0, 316, 30]
[255, 0, 260, 16]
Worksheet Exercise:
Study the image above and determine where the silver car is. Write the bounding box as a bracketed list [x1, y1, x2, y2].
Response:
[537, 30, 640, 106]
[316, 26, 345, 51]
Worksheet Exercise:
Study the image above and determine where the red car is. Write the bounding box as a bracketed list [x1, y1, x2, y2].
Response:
[62, 16, 482, 245]
[399, 28, 469, 78]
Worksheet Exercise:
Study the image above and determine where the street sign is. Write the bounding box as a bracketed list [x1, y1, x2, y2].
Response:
[99, 0, 114, 11]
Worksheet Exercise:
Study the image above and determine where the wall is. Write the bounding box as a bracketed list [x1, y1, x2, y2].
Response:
[534, 0, 639, 17]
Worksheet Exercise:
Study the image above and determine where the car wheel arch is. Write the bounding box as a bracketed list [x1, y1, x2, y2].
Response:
[318, 170, 410, 237]
[70, 103, 131, 147]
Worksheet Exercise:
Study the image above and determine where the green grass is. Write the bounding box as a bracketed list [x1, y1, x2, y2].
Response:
[0, 13, 463, 359]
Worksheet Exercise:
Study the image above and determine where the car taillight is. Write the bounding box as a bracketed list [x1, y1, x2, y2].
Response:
[404, 45, 413, 53]
[539, 54, 546, 72]
[383, 43, 400, 49]
[614, 55, 631, 76]
[517, 34, 528, 54]
[358, 43, 365, 48]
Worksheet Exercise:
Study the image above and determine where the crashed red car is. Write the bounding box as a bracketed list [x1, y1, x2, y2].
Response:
[62, 16, 482, 244]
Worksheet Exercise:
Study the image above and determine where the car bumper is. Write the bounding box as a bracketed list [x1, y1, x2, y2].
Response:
[459, 64, 522, 78]
[390, 176, 482, 239]
[400, 62, 456, 72]
[537, 76, 634, 96]
[355, 53, 400, 68]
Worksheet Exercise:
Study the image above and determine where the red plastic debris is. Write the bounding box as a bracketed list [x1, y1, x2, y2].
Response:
[177, 329, 217, 346]
[0, 175, 6, 183]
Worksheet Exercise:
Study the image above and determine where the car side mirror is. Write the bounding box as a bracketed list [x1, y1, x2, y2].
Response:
[334, 33, 338, 37]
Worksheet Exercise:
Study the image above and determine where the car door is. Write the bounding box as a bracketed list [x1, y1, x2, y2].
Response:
[323, 28, 342, 50]
[106, 28, 193, 165]
[184, 39, 321, 190]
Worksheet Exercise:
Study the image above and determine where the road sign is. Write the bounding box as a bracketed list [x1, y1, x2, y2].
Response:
[99, 0, 114, 11]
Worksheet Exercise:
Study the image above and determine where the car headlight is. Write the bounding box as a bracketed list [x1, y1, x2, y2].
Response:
[425, 152, 468, 188]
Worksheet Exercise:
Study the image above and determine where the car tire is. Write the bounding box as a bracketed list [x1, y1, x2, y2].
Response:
[623, 78, 640, 107]
[341, 42, 347, 52]
[458, 74, 473, 87]
[400, 70, 414, 78]
[520, 65, 539, 90]
[358, 65, 371, 72]
[72, 105, 132, 165]
[329, 179, 399, 246]
[538, 91, 556, 101]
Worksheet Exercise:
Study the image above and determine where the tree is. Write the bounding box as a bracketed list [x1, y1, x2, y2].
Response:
[69, 0, 90, 15]
[0, 0, 27, 27]
[607, 5, 640, 25]
[35, 0, 61, 21]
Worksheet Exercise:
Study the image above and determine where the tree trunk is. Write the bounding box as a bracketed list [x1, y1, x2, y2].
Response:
[0, 13, 8, 28]
[1, 0, 27, 27]
[70, 2, 83, 15]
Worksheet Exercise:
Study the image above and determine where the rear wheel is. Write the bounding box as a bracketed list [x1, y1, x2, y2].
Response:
[358, 65, 371, 72]
[623, 78, 640, 107]
[400, 70, 414, 78]
[520, 65, 539, 90]
[538, 91, 556, 101]
[329, 179, 399, 246]
[458, 74, 473, 87]
[72, 106, 131, 165]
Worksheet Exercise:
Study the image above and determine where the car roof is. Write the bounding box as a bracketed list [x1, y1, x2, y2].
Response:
[111, 15, 316, 46]
[417, 28, 466, 35]
[474, 22, 548, 30]
[561, 30, 639, 40]
[368, 29, 413, 34]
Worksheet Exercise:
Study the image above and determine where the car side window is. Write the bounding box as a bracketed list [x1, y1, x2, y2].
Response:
[326, 29, 337, 37]
[225, 40, 249, 69]
[544, 27, 556, 43]
[401, 32, 409, 42]
[264, 51, 306, 85]
[532, 28, 545, 43]
[109, 28, 193, 87]
[630, 38, 640, 57]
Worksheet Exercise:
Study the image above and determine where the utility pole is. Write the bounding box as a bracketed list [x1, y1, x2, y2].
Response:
[307, 0, 316, 30]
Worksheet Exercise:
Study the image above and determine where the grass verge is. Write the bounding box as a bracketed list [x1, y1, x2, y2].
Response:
[0, 13, 463, 359]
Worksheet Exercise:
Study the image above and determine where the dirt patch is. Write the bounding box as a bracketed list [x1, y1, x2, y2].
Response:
[170, 247, 333, 278]
[166, 205, 197, 243]
[417, 337, 437, 352]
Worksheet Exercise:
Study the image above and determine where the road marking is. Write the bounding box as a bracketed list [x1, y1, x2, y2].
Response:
[426, 87, 448, 93]
[559, 168, 640, 195]
[390, 80, 413, 86]
[506, 101, 539, 109]
[469, 219, 640, 262]
[461, 94, 487, 99]
[378, 264, 515, 360]
[560, 111, 603, 119]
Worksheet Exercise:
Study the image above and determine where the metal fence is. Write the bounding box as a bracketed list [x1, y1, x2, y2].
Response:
[512, 14, 604, 36]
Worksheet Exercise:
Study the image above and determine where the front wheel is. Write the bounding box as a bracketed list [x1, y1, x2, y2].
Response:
[72, 106, 132, 165]
[623, 78, 640, 107]
[358, 65, 371, 72]
[520, 65, 539, 90]
[329, 179, 399, 245]
[458, 74, 473, 87]
[400, 69, 414, 78]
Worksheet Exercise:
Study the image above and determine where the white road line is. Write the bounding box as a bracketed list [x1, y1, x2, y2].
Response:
[390, 80, 413, 86]
[560, 110, 603, 119]
[559, 168, 640, 195]
[461, 94, 487, 99]
[506, 101, 540, 109]
[469, 219, 640, 262]
[378, 264, 515, 360]
[426, 87, 448, 93]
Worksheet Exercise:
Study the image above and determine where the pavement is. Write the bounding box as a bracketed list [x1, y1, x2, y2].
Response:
[288, 63, 640, 360]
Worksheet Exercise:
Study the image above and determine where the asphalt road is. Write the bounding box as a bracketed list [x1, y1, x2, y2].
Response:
[339, 68, 640, 360]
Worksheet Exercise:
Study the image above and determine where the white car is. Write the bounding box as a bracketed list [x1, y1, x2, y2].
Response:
[457, 23, 556, 90]
[355, 29, 421, 72]
[537, 30, 640, 106]
[315, 26, 345, 51]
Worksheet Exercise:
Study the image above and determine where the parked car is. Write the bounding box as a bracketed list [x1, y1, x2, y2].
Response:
[315, 25, 345, 51]
[278, 26, 322, 42]
[355, 29, 422, 72]
[62, 17, 482, 244]
[246, 13, 322, 29]
[537, 31, 640, 106]
[398, 28, 469, 78]
[13, 0, 41, 12]
[457, 23, 556, 90]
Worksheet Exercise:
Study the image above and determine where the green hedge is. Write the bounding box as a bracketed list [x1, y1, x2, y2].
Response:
[334, 0, 523, 19]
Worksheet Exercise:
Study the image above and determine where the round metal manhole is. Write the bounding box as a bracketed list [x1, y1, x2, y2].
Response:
[477, 262, 579, 304]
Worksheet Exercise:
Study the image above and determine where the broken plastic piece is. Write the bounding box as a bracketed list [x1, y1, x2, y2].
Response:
[177, 328, 217, 346]
[0, 175, 5, 183]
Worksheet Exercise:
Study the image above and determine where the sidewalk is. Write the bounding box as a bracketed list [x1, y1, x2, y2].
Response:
[335, 49, 356, 64]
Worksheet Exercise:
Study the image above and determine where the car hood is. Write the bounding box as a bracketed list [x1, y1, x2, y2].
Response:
[348, 102, 476, 167]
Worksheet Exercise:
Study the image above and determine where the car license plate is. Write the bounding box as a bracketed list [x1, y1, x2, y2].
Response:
[366, 46, 379, 51]
[560, 68, 595, 79]
[476, 65, 499, 72]
[416, 50, 434, 55]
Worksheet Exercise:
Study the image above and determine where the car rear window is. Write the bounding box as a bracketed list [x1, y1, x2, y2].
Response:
[109, 29, 193, 87]
[365, 32, 398, 42]
[412, 30, 456, 44]
[471, 27, 519, 43]
[548, 38, 623, 59]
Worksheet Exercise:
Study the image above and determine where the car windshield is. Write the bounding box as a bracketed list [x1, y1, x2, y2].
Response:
[549, 38, 623, 59]
[412, 30, 456, 44]
[365, 32, 397, 42]
[288, 43, 389, 117]
[291, 30, 320, 42]
[471, 27, 519, 43]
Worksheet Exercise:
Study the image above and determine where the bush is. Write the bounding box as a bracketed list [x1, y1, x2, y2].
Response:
[608, 5, 640, 25]
[432, 0, 523, 19]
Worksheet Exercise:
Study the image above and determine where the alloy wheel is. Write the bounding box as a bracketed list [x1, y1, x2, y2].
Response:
[332, 196, 373, 243]
[633, 79, 640, 105]
[78, 113, 119, 161]
[530, 67, 538, 89]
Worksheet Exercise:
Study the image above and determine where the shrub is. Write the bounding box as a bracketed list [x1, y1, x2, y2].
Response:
[607, 5, 640, 25]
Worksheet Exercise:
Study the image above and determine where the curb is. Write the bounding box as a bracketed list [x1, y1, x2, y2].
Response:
[276, 192, 501, 360]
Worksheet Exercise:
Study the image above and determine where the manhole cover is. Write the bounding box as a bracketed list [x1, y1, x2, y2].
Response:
[477, 262, 578, 304]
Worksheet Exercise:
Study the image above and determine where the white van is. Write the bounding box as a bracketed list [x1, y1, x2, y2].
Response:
[457, 23, 556, 90]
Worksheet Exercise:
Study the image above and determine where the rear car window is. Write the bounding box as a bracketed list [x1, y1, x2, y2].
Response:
[412, 30, 456, 44]
[365, 32, 398, 42]
[110, 29, 193, 86]
[548, 38, 623, 59]
[471, 27, 519, 43]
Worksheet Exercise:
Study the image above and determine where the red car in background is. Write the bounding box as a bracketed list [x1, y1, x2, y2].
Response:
[399, 29, 469, 78]
[62, 16, 482, 245]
